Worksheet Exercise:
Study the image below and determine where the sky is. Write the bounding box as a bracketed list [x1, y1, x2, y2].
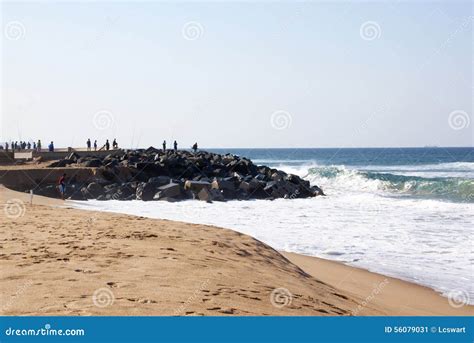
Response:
[1, 0, 472, 149]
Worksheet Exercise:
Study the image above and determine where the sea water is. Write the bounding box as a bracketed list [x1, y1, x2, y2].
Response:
[73, 147, 474, 304]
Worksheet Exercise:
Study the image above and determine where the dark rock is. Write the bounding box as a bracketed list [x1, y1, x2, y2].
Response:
[82, 182, 104, 199]
[310, 185, 325, 196]
[263, 180, 299, 199]
[136, 182, 157, 201]
[239, 181, 250, 192]
[148, 176, 171, 186]
[211, 179, 235, 191]
[153, 183, 181, 200]
[85, 159, 103, 168]
[66, 152, 80, 162]
[197, 188, 224, 202]
[112, 183, 136, 200]
[22, 148, 326, 202]
[48, 159, 73, 168]
[209, 189, 225, 201]
[184, 180, 211, 192]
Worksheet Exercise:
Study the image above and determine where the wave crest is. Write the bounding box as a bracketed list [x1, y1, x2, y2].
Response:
[295, 165, 474, 203]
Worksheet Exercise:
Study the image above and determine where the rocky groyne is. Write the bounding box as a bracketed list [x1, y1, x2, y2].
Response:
[34, 148, 325, 202]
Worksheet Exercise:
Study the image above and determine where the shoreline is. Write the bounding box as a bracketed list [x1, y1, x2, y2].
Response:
[1, 185, 472, 316]
[282, 252, 472, 316]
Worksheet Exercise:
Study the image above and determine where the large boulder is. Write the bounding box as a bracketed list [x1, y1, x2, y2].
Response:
[239, 181, 251, 193]
[211, 179, 235, 191]
[136, 182, 157, 201]
[48, 159, 73, 168]
[148, 176, 171, 186]
[197, 188, 225, 202]
[66, 152, 80, 162]
[263, 180, 299, 199]
[153, 183, 181, 200]
[82, 182, 104, 199]
[85, 159, 103, 168]
[184, 180, 211, 192]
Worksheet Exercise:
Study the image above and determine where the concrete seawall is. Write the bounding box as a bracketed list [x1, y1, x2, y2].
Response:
[0, 168, 98, 192]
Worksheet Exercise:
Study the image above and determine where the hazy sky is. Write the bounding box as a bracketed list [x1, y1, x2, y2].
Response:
[1, 1, 472, 148]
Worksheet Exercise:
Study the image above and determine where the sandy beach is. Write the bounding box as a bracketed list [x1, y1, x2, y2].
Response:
[1, 184, 472, 316]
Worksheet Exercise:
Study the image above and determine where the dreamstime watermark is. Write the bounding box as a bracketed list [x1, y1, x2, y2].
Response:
[447, 289, 470, 308]
[270, 287, 293, 308]
[93, 110, 115, 130]
[4, 21, 26, 41]
[92, 288, 115, 308]
[358, 200, 382, 220]
[5, 323, 85, 337]
[448, 110, 470, 130]
[85, 216, 97, 228]
[353, 278, 389, 315]
[179, 199, 206, 220]
[182, 21, 204, 41]
[3, 199, 26, 219]
[359, 21, 381, 41]
[173, 279, 210, 315]
[1, 280, 33, 313]
[270, 110, 292, 130]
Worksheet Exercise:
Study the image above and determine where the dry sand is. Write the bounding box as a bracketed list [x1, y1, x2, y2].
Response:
[0, 185, 471, 316]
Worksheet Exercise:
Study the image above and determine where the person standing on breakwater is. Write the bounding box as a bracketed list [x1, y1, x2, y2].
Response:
[48, 141, 54, 152]
[192, 142, 198, 153]
[58, 173, 67, 200]
[4, 142, 8, 152]
[174, 140, 178, 152]
[112, 139, 118, 149]
[87, 139, 91, 151]
[105, 139, 110, 151]
[37, 140, 42, 152]
[94, 140, 97, 151]
[162, 140, 166, 152]
[33, 142, 36, 150]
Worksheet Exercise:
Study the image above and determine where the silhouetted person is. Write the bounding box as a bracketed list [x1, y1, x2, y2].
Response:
[192, 142, 198, 153]
[162, 140, 166, 152]
[94, 140, 97, 151]
[48, 141, 54, 152]
[5, 142, 8, 152]
[37, 140, 41, 152]
[112, 139, 118, 149]
[87, 139, 91, 151]
[27, 142, 31, 150]
[105, 139, 110, 151]
[33, 142, 36, 150]
[58, 173, 66, 200]
[173, 140, 178, 152]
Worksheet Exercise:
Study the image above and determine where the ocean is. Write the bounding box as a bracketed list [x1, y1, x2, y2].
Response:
[74, 147, 474, 303]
